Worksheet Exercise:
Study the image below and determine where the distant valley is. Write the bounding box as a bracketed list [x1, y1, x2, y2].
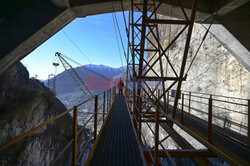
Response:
[45, 64, 125, 123]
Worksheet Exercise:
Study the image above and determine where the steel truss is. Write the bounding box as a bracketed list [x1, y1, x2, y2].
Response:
[47, 73, 56, 94]
[125, 0, 250, 165]
[125, 0, 212, 165]
[55, 52, 95, 106]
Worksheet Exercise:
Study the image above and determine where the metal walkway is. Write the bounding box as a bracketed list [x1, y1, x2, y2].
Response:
[160, 101, 250, 165]
[85, 96, 146, 166]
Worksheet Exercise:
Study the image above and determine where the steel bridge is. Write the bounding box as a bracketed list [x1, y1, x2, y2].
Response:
[84, 90, 250, 166]
[0, 88, 249, 165]
[0, 0, 250, 166]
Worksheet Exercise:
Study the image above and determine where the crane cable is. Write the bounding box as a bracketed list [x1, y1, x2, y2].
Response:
[111, 3, 127, 60]
[61, 29, 109, 80]
[113, 11, 127, 60]
[182, 54, 220, 85]
[59, 53, 108, 80]
[111, 3, 126, 75]
[112, 13, 124, 72]
[62, 30, 93, 64]
[185, 9, 219, 77]
[119, 0, 142, 80]
[165, 6, 172, 76]
[119, 0, 129, 39]
[61, 15, 127, 80]
[185, 59, 247, 86]
[119, 0, 134, 81]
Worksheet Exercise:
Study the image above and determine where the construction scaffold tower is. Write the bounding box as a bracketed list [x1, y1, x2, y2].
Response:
[126, 0, 200, 165]
[47, 61, 59, 94]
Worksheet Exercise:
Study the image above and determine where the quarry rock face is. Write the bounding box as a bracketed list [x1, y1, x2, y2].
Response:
[0, 62, 76, 165]
[146, 15, 249, 140]
[147, 15, 249, 99]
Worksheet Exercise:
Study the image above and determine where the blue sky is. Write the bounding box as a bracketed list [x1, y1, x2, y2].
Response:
[21, 12, 128, 80]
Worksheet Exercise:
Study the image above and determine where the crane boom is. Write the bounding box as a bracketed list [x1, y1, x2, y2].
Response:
[55, 52, 94, 106]
[58, 53, 108, 80]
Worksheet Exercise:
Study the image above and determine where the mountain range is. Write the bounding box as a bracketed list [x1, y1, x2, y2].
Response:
[45, 64, 125, 109]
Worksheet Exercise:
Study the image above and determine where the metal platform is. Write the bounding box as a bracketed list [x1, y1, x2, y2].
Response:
[161, 101, 250, 165]
[85, 96, 146, 166]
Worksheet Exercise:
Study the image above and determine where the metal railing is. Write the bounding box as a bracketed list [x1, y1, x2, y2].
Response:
[125, 86, 250, 166]
[167, 90, 249, 144]
[0, 88, 116, 166]
[143, 88, 249, 142]
[125, 88, 177, 166]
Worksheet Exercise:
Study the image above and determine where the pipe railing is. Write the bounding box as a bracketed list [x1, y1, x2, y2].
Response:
[167, 96, 248, 129]
[126, 85, 249, 165]
[129, 93, 176, 166]
[0, 87, 116, 166]
[167, 90, 249, 138]
[126, 88, 177, 166]
[143, 87, 248, 135]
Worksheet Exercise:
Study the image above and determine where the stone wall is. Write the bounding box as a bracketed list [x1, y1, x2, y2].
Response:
[147, 15, 249, 135]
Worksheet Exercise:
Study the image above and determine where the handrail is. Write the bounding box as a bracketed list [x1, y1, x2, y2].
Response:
[138, 108, 176, 166]
[126, 87, 250, 165]
[127, 89, 177, 166]
[0, 108, 73, 152]
[167, 94, 248, 134]
[181, 97, 248, 115]
[76, 90, 108, 107]
[132, 105, 156, 166]
[181, 90, 249, 101]
[181, 92, 248, 107]
[129, 91, 242, 165]
[168, 90, 249, 132]
[84, 93, 116, 166]
[179, 102, 248, 130]
[51, 139, 73, 165]
[77, 136, 93, 163]
[0, 87, 116, 166]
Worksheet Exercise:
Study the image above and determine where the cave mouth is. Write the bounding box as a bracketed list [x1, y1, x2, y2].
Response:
[1, 1, 249, 165]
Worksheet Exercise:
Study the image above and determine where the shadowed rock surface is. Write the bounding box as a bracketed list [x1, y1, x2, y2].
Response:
[0, 62, 81, 166]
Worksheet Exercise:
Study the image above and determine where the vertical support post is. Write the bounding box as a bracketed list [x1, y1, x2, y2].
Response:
[108, 89, 110, 109]
[94, 95, 98, 141]
[131, 91, 133, 114]
[128, 90, 130, 108]
[109, 89, 112, 108]
[131, 0, 137, 137]
[155, 108, 159, 166]
[181, 93, 184, 124]
[107, 90, 109, 111]
[129, 90, 131, 111]
[172, 0, 198, 119]
[133, 90, 137, 132]
[72, 106, 78, 166]
[208, 95, 212, 143]
[188, 92, 191, 116]
[248, 99, 250, 146]
[125, 86, 128, 100]
[124, 86, 126, 100]
[108, 89, 112, 109]
[111, 87, 113, 101]
[136, 0, 148, 143]
[138, 91, 142, 144]
[167, 91, 169, 112]
[103, 92, 106, 123]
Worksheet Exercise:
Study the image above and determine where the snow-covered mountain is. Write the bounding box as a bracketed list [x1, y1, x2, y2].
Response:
[54, 64, 124, 94]
[45, 64, 125, 110]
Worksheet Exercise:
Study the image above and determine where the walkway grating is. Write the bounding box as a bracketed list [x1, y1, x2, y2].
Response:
[86, 96, 146, 166]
